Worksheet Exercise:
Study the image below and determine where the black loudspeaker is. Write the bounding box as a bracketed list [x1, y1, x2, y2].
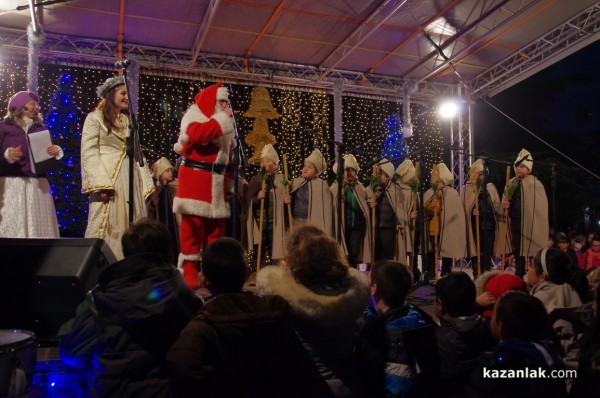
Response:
[0, 238, 116, 343]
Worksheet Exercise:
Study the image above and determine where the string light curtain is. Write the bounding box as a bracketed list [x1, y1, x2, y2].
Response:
[0, 60, 442, 236]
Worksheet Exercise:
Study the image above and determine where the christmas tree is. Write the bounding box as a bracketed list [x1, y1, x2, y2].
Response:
[44, 72, 87, 237]
[380, 112, 408, 168]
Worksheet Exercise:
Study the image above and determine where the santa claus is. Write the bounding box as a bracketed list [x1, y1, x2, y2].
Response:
[173, 82, 235, 288]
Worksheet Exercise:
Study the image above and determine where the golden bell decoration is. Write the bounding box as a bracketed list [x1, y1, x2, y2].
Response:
[243, 86, 279, 165]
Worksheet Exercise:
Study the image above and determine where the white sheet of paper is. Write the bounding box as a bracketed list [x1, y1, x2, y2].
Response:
[28, 129, 53, 162]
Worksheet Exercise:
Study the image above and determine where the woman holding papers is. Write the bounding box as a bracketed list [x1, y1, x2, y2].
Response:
[0, 91, 62, 237]
[81, 76, 154, 260]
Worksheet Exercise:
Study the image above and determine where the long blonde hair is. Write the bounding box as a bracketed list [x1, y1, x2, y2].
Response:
[3, 108, 43, 126]
[96, 84, 126, 134]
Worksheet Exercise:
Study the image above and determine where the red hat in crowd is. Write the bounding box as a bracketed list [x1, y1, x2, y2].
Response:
[482, 273, 526, 318]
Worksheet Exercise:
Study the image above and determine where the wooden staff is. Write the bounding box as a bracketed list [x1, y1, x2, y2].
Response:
[282, 154, 293, 229]
[410, 161, 419, 263]
[371, 164, 378, 264]
[256, 176, 267, 273]
[341, 190, 346, 234]
[432, 191, 441, 281]
[500, 166, 511, 270]
[474, 182, 482, 276]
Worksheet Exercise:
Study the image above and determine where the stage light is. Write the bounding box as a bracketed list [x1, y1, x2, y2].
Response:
[439, 100, 458, 119]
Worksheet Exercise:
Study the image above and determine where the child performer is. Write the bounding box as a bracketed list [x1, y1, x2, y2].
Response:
[245, 144, 287, 267]
[423, 163, 467, 279]
[286, 148, 333, 234]
[367, 159, 407, 263]
[330, 154, 372, 267]
[149, 157, 181, 260]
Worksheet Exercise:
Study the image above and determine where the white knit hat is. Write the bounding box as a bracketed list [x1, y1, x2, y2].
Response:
[514, 148, 533, 171]
[152, 157, 174, 180]
[261, 144, 280, 165]
[469, 159, 484, 182]
[395, 159, 415, 183]
[343, 154, 359, 172]
[305, 149, 326, 174]
[378, 159, 395, 179]
[437, 162, 454, 185]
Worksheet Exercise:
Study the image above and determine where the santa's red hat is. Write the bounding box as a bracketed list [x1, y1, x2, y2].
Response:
[195, 82, 229, 117]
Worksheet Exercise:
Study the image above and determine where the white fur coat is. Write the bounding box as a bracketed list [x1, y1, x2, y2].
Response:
[256, 266, 370, 328]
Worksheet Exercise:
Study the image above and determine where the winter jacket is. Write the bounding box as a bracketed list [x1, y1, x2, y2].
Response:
[257, 266, 370, 398]
[355, 304, 440, 398]
[0, 117, 51, 177]
[530, 280, 582, 313]
[435, 315, 495, 397]
[166, 291, 298, 398]
[58, 253, 203, 398]
[464, 338, 567, 398]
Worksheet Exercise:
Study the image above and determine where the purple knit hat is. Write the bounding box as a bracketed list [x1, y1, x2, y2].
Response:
[8, 91, 40, 111]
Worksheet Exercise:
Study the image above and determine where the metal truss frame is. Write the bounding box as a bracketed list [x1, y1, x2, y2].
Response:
[470, 1, 600, 98]
[0, 27, 455, 102]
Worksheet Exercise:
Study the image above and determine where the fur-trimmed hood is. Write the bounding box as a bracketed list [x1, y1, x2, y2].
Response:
[256, 266, 370, 328]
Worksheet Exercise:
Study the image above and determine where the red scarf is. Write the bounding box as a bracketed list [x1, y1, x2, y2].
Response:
[586, 248, 600, 270]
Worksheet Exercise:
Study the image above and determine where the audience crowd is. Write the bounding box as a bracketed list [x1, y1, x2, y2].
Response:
[58, 222, 600, 397]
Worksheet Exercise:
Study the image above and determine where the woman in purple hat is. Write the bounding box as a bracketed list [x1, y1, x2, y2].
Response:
[0, 91, 63, 237]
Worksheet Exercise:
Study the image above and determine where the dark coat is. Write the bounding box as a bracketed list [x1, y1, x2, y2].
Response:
[167, 291, 300, 398]
[58, 253, 203, 398]
[0, 117, 49, 177]
[464, 338, 567, 398]
[257, 266, 370, 398]
[435, 315, 495, 397]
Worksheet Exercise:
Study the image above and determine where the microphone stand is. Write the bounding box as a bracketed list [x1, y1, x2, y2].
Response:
[117, 62, 143, 225]
[415, 149, 429, 283]
[551, 163, 558, 232]
[229, 102, 249, 241]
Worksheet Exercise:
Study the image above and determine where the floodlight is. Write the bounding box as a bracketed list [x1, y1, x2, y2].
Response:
[439, 100, 458, 119]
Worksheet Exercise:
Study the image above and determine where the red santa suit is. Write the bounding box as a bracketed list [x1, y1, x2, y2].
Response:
[173, 82, 235, 289]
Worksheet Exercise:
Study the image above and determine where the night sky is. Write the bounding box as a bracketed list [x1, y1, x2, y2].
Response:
[469, 39, 600, 232]
[472, 39, 600, 174]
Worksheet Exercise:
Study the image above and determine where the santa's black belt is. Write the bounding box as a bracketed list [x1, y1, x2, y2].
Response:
[180, 158, 230, 174]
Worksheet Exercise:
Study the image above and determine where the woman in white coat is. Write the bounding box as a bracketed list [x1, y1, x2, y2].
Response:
[81, 76, 154, 260]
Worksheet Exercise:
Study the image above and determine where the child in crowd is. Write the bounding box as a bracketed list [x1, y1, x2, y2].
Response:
[167, 237, 295, 397]
[583, 234, 600, 271]
[526, 248, 582, 313]
[474, 270, 527, 319]
[435, 272, 495, 397]
[286, 148, 333, 234]
[59, 218, 202, 397]
[568, 284, 600, 397]
[464, 291, 567, 398]
[355, 260, 439, 397]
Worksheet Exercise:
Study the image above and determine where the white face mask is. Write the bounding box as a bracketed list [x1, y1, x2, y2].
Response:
[522, 273, 534, 292]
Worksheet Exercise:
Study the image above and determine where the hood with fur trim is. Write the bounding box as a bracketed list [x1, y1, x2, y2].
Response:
[256, 266, 370, 328]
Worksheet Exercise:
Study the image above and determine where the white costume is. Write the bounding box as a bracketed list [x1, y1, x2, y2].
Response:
[81, 110, 154, 259]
